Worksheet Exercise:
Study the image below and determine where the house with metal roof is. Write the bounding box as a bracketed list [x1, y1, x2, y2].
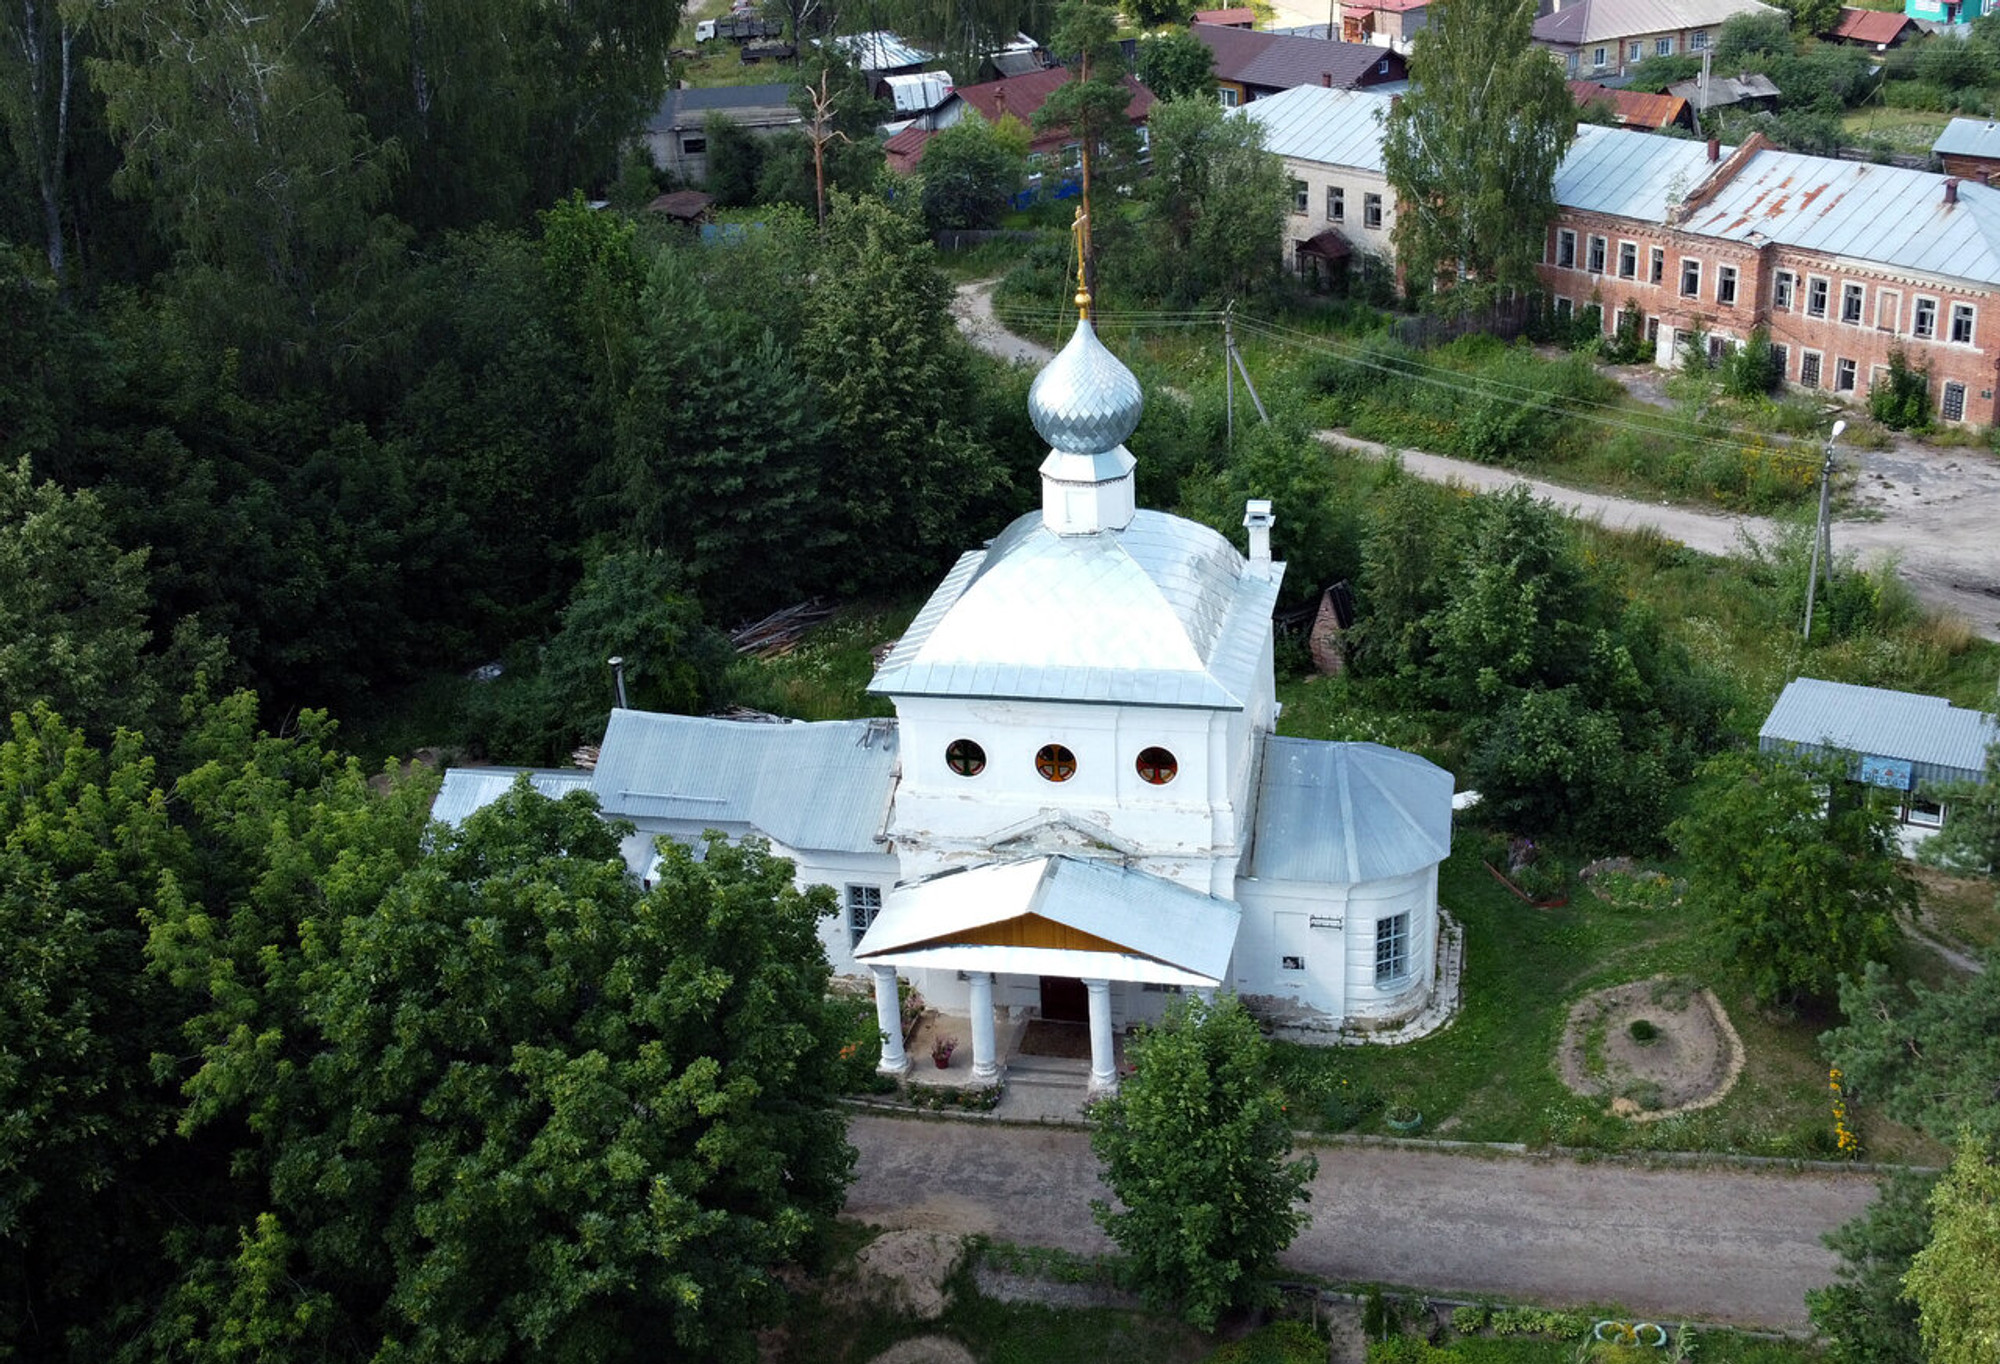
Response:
[1759, 677, 1996, 851]
[642, 83, 803, 184]
[1935, 117, 2000, 180]
[1829, 6, 1918, 47]
[1238, 84, 1399, 285]
[1337, 0, 1430, 53]
[1532, 0, 1783, 79]
[1569, 79, 1696, 131]
[1191, 21, 1408, 104]
[1542, 126, 2000, 424]
[438, 262, 1458, 1095]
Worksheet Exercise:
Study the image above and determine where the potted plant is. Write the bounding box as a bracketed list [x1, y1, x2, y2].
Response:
[930, 1035, 958, 1069]
[1384, 1088, 1423, 1134]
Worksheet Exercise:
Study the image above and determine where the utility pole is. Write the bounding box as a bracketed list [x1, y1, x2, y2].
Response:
[1224, 302, 1236, 447]
[1802, 419, 1846, 642]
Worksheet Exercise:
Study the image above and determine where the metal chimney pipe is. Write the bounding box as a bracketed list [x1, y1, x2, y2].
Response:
[608, 656, 630, 710]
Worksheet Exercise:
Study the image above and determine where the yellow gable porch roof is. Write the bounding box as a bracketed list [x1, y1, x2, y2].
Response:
[853, 855, 1241, 988]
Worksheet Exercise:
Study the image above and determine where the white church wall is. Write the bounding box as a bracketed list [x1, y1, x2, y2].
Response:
[1340, 866, 1439, 1026]
[889, 694, 1245, 890]
[1233, 878, 1352, 1025]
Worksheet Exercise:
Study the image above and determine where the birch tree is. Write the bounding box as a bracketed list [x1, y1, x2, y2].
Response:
[1381, 0, 1576, 305]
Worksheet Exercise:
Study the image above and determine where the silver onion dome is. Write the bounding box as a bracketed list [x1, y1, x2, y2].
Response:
[1027, 318, 1143, 455]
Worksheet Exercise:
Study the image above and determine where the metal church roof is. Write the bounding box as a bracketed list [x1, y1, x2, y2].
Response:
[1555, 124, 1730, 222]
[1239, 84, 1393, 170]
[869, 510, 1284, 709]
[430, 767, 595, 827]
[855, 855, 1242, 986]
[1759, 678, 1997, 787]
[589, 709, 899, 853]
[1245, 738, 1455, 884]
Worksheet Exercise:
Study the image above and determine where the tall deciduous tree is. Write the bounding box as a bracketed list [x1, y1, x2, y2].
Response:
[0, 0, 85, 277]
[1903, 1133, 2000, 1364]
[1140, 95, 1287, 303]
[1382, 0, 1576, 304]
[916, 109, 1026, 231]
[0, 705, 179, 1357]
[1671, 750, 1910, 1006]
[1089, 995, 1316, 1331]
[1136, 29, 1216, 102]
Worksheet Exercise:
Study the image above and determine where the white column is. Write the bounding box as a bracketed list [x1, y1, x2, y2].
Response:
[968, 970, 999, 1084]
[1085, 978, 1118, 1094]
[871, 965, 909, 1076]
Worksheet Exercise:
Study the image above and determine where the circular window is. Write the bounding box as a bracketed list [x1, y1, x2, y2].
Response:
[1034, 743, 1078, 783]
[945, 738, 986, 777]
[1136, 746, 1178, 785]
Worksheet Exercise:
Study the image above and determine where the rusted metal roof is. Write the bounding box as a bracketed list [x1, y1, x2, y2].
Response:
[1192, 6, 1257, 24]
[1832, 6, 1915, 43]
[1568, 79, 1691, 129]
[1555, 124, 1728, 222]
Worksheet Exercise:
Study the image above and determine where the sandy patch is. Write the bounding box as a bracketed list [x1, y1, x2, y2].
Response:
[1558, 977, 1745, 1121]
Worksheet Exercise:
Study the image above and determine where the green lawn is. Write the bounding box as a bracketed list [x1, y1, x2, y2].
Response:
[1841, 105, 1953, 156]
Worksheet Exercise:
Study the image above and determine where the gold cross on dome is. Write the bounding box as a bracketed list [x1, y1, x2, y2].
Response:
[1071, 206, 1091, 321]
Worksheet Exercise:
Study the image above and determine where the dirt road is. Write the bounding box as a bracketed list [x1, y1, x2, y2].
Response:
[953, 280, 2000, 640]
[845, 1113, 1883, 1330]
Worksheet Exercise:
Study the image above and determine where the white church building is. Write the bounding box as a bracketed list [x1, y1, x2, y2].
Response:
[437, 299, 1456, 1094]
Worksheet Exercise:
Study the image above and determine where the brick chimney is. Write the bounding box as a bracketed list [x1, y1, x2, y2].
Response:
[1707, 136, 1720, 162]
[1945, 177, 1960, 204]
[1321, 70, 1333, 86]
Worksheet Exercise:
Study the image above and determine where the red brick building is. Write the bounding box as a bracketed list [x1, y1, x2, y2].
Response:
[1540, 127, 2000, 426]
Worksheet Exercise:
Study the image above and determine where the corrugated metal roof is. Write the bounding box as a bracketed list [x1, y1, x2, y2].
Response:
[647, 83, 798, 132]
[1533, 0, 1779, 45]
[869, 510, 1284, 709]
[1664, 72, 1780, 106]
[1555, 124, 1727, 222]
[589, 709, 899, 852]
[882, 71, 954, 113]
[431, 767, 594, 827]
[1758, 677, 1997, 787]
[827, 30, 935, 72]
[855, 854, 1241, 986]
[1833, 6, 1914, 43]
[1245, 738, 1455, 883]
[1569, 80, 1690, 129]
[1935, 116, 2000, 159]
[1683, 148, 2000, 284]
[1239, 84, 1393, 170]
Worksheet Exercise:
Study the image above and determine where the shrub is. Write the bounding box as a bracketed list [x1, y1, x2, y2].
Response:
[1628, 1018, 1660, 1044]
[1868, 348, 1931, 431]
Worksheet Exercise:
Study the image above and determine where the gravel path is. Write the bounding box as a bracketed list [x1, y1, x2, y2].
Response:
[952, 280, 2000, 640]
[845, 1113, 1883, 1330]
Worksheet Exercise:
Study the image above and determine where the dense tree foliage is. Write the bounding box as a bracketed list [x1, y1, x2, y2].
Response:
[1089, 995, 1316, 1331]
[1139, 96, 1288, 304]
[1824, 954, 2000, 1144]
[1903, 1133, 2000, 1364]
[0, 695, 857, 1362]
[1136, 30, 1217, 102]
[1917, 740, 2000, 885]
[917, 111, 1029, 231]
[1383, 0, 1577, 302]
[1672, 751, 1910, 1006]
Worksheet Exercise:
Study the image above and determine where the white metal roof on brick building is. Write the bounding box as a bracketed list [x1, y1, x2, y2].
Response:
[1238, 84, 1393, 170]
[1555, 124, 1732, 223]
[1934, 116, 2000, 160]
[1759, 677, 1997, 787]
[1682, 149, 2000, 284]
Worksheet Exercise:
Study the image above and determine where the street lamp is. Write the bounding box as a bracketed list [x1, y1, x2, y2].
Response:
[1802, 419, 1846, 642]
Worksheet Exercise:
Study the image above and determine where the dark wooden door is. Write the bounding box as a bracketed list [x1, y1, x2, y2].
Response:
[1039, 975, 1087, 1023]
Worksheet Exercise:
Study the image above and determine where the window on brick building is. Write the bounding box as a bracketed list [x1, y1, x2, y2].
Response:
[1913, 297, 1938, 338]
[1691, 29, 1710, 48]
[1618, 241, 1637, 278]
[1717, 265, 1738, 306]
[1800, 351, 1822, 387]
[1835, 357, 1857, 392]
[1807, 277, 1829, 318]
[1587, 235, 1606, 273]
[1942, 380, 1967, 422]
[1644, 315, 1659, 346]
[1656, 36, 1673, 54]
[1555, 229, 1575, 267]
[1950, 303, 1975, 343]
[1679, 258, 1701, 297]
[1877, 289, 1901, 332]
[1649, 246, 1664, 283]
[1841, 283, 1864, 325]
[1364, 193, 1383, 229]
[1592, 45, 1607, 66]
[1628, 40, 1642, 60]
[1327, 186, 1343, 221]
[1554, 296, 1572, 320]
[1773, 270, 1794, 310]
[1770, 343, 1789, 379]
[1291, 179, 1308, 214]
